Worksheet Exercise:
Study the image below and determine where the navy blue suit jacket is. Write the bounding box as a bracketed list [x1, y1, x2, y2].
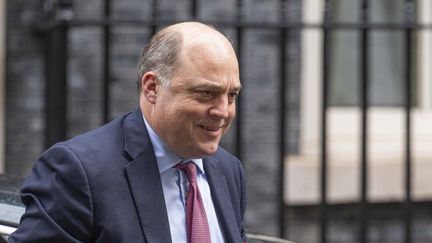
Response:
[9, 109, 247, 243]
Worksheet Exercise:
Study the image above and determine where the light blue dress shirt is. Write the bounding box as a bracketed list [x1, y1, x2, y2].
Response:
[143, 116, 225, 243]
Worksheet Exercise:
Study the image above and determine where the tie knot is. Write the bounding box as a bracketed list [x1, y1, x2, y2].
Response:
[175, 161, 197, 183]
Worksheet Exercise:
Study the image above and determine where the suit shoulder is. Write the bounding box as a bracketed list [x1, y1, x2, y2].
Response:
[53, 111, 134, 155]
[69, 111, 133, 142]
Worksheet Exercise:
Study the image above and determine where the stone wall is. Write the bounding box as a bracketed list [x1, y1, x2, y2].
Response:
[6, 0, 45, 176]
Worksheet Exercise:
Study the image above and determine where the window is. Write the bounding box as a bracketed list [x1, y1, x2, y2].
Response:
[286, 0, 432, 205]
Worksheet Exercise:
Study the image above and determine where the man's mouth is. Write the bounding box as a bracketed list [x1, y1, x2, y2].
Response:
[199, 124, 225, 132]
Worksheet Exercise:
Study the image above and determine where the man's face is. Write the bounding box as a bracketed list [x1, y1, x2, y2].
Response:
[151, 44, 241, 158]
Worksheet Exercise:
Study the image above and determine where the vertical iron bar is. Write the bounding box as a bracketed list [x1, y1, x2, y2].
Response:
[102, 0, 111, 123]
[279, 0, 288, 238]
[403, 1, 414, 243]
[359, 0, 369, 243]
[321, 1, 331, 243]
[235, 0, 243, 160]
[191, 0, 198, 19]
[44, 22, 68, 148]
[151, 0, 158, 35]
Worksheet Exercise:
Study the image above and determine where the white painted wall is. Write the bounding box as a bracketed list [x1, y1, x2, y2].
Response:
[419, 0, 432, 109]
[300, 0, 323, 157]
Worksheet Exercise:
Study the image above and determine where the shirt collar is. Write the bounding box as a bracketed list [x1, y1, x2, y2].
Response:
[142, 115, 205, 175]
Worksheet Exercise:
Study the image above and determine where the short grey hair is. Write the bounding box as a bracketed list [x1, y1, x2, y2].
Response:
[136, 29, 183, 93]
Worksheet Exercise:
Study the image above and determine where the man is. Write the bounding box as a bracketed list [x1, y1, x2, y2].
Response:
[9, 22, 247, 243]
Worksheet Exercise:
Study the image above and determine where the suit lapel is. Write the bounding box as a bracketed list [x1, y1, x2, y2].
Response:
[204, 157, 242, 243]
[122, 109, 172, 243]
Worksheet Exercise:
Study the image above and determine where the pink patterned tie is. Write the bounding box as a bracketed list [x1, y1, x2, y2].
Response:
[176, 162, 211, 243]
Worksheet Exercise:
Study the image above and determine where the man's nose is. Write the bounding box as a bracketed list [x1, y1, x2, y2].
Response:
[209, 97, 230, 119]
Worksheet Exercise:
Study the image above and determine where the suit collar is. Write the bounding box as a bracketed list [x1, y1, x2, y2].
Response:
[204, 156, 243, 243]
[122, 109, 172, 243]
[123, 109, 151, 159]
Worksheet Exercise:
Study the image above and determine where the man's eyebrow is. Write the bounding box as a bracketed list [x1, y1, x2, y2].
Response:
[232, 84, 242, 91]
[189, 81, 242, 91]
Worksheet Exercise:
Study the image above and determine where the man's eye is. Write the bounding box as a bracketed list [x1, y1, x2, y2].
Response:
[228, 92, 239, 100]
[229, 92, 238, 98]
[199, 91, 214, 98]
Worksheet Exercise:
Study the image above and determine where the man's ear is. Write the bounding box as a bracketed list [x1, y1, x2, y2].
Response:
[140, 72, 159, 104]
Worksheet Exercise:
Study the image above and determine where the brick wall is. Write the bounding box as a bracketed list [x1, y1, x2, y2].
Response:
[6, 0, 45, 176]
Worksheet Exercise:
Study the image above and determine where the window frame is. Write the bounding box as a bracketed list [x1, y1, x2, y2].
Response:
[286, 0, 432, 205]
[299, 0, 432, 159]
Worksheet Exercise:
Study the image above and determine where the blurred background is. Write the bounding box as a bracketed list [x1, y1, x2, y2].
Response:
[2, 0, 432, 242]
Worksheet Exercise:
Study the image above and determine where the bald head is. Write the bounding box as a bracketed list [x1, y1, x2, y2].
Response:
[136, 22, 237, 93]
[167, 22, 233, 47]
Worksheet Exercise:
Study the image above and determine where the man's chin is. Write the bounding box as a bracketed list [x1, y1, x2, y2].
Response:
[195, 144, 219, 158]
